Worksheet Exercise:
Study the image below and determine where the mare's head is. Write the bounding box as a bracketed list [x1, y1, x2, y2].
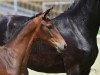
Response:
[32, 8, 67, 53]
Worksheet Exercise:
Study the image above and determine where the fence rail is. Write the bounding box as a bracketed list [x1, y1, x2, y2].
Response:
[0, 0, 74, 17]
[0, 2, 37, 17]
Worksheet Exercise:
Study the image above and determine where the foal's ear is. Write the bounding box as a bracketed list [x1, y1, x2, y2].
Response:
[43, 7, 53, 19]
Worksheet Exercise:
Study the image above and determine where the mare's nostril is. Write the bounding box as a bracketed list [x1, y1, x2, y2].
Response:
[64, 44, 67, 49]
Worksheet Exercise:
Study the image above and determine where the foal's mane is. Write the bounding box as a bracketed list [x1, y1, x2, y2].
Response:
[28, 12, 42, 20]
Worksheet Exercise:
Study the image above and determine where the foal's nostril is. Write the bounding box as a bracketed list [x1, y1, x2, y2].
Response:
[64, 44, 67, 49]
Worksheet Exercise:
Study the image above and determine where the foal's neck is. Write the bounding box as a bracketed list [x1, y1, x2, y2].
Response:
[5, 20, 37, 60]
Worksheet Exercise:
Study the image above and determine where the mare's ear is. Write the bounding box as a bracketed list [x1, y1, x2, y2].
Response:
[43, 7, 53, 19]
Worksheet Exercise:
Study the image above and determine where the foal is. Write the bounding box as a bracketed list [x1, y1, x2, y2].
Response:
[0, 8, 66, 75]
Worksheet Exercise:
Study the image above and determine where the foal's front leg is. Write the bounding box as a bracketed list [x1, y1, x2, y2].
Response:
[20, 66, 28, 75]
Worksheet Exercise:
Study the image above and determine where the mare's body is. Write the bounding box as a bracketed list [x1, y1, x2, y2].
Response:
[0, 0, 100, 75]
[0, 9, 66, 75]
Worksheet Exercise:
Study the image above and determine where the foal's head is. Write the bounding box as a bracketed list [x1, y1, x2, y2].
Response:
[32, 8, 67, 53]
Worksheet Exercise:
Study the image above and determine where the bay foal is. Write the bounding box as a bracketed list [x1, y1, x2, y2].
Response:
[0, 8, 66, 75]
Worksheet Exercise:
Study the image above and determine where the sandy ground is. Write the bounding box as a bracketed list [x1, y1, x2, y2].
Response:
[28, 38, 100, 75]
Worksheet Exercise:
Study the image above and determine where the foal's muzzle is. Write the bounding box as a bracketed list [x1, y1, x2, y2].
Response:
[55, 42, 67, 53]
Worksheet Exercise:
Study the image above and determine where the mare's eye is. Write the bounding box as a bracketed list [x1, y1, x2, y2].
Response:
[48, 25, 53, 29]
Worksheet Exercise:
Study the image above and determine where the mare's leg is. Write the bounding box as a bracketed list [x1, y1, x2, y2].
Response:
[63, 57, 80, 75]
[80, 68, 90, 75]
[65, 64, 80, 75]
[64, 62, 90, 75]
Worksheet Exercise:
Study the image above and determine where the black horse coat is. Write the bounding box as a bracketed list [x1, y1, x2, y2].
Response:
[0, 0, 100, 75]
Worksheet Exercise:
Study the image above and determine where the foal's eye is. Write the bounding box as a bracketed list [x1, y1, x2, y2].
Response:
[48, 26, 53, 29]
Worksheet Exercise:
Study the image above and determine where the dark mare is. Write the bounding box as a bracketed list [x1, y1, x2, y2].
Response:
[0, 0, 100, 75]
[0, 8, 66, 75]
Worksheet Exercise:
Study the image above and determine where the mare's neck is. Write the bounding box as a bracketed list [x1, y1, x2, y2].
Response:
[70, 0, 100, 37]
[56, 0, 100, 38]
[53, 0, 100, 52]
